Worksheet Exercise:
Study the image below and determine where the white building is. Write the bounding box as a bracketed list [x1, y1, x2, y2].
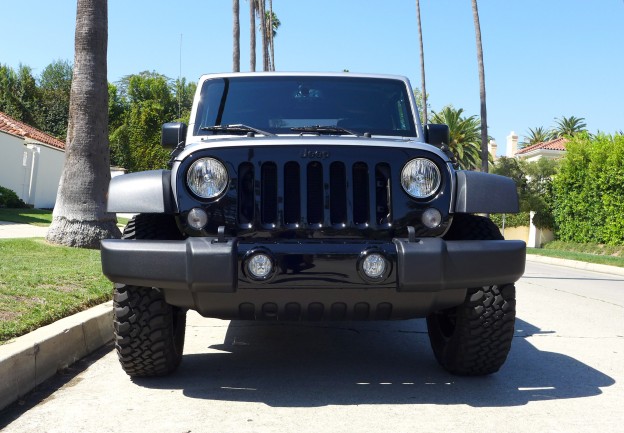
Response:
[0, 111, 65, 209]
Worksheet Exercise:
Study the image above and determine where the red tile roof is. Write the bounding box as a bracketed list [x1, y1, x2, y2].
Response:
[0, 111, 65, 150]
[516, 137, 567, 155]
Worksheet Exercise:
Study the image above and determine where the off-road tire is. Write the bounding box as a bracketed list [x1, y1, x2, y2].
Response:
[113, 214, 187, 377]
[427, 213, 515, 375]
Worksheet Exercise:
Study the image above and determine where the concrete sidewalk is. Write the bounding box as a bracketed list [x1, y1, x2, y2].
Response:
[0, 302, 113, 411]
[526, 253, 624, 277]
[0, 221, 49, 239]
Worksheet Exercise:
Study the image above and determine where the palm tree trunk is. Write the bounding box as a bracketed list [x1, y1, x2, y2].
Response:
[233, 0, 240, 72]
[250, 0, 256, 72]
[47, 0, 120, 248]
[416, 0, 427, 124]
[258, 0, 268, 71]
[471, 0, 488, 173]
[269, 0, 274, 71]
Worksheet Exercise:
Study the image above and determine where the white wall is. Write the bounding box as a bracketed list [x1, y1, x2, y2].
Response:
[0, 132, 66, 208]
[28, 143, 65, 209]
[0, 132, 29, 201]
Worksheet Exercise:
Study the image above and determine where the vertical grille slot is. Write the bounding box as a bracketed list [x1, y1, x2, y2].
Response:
[261, 162, 278, 225]
[283, 162, 300, 225]
[375, 163, 392, 225]
[307, 161, 324, 225]
[352, 162, 369, 225]
[330, 162, 347, 225]
[238, 162, 255, 226]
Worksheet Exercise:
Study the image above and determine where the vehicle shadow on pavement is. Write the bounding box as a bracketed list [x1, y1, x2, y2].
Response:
[132, 317, 615, 408]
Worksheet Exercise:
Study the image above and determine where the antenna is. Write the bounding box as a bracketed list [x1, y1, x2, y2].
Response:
[178, 33, 183, 119]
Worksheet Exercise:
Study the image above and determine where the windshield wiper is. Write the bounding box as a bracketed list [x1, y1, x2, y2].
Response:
[290, 125, 361, 136]
[201, 124, 275, 137]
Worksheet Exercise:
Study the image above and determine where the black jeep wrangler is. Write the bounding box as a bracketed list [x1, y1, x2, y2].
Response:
[101, 72, 525, 377]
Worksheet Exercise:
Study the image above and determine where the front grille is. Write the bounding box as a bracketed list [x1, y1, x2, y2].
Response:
[237, 160, 392, 230]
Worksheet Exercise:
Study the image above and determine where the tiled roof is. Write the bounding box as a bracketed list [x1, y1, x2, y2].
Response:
[0, 111, 65, 150]
[516, 137, 567, 155]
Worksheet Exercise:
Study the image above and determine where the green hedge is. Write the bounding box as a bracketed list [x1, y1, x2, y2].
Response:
[490, 212, 530, 229]
[552, 133, 624, 246]
[0, 186, 28, 208]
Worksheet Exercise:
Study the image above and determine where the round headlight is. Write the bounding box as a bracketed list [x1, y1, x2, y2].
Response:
[187, 157, 229, 199]
[401, 158, 441, 199]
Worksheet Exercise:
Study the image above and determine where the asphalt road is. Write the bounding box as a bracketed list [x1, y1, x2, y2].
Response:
[1, 261, 623, 433]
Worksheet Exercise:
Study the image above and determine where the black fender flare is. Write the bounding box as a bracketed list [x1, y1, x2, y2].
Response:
[107, 170, 175, 214]
[454, 171, 519, 214]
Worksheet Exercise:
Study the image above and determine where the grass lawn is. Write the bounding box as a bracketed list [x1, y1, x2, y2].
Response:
[0, 208, 129, 227]
[0, 208, 53, 226]
[0, 238, 112, 343]
[527, 241, 624, 268]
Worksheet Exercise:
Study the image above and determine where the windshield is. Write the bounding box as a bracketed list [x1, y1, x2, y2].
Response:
[193, 76, 417, 137]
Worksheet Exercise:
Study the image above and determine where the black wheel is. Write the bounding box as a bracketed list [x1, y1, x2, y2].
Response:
[113, 214, 187, 377]
[427, 214, 515, 375]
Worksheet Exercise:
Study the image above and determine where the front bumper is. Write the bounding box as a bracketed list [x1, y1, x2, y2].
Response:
[101, 237, 526, 292]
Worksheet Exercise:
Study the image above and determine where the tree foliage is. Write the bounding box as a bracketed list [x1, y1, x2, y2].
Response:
[38, 60, 73, 139]
[551, 115, 587, 138]
[492, 156, 558, 230]
[0, 64, 40, 127]
[0, 61, 71, 140]
[431, 106, 482, 170]
[109, 71, 196, 172]
[521, 126, 552, 148]
[553, 133, 624, 245]
[413, 88, 430, 125]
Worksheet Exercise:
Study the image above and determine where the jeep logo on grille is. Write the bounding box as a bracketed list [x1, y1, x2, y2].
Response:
[300, 149, 330, 159]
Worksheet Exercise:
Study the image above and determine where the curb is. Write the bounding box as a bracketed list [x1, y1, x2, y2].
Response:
[526, 253, 624, 277]
[0, 301, 113, 411]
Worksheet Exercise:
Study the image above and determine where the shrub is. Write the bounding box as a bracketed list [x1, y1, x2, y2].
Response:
[492, 157, 558, 230]
[490, 211, 530, 229]
[552, 133, 624, 246]
[0, 186, 28, 208]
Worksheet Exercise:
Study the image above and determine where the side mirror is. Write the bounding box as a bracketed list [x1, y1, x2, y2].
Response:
[424, 124, 450, 148]
[161, 122, 188, 149]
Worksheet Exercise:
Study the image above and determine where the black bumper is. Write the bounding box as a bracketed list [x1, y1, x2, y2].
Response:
[100, 237, 525, 292]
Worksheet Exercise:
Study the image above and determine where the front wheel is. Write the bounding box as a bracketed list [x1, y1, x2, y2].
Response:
[428, 213, 516, 375]
[426, 284, 516, 375]
[112, 214, 187, 377]
[114, 285, 186, 377]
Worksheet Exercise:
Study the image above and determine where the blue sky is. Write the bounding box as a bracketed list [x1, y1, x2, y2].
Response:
[1, 1, 623, 154]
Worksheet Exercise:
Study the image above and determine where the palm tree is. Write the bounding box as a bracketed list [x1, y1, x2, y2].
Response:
[415, 0, 427, 124]
[268, 0, 274, 71]
[521, 126, 552, 147]
[257, 0, 269, 71]
[265, 8, 280, 71]
[471, 0, 488, 173]
[249, 0, 256, 71]
[431, 106, 482, 170]
[233, 0, 240, 72]
[47, 0, 120, 248]
[551, 115, 587, 138]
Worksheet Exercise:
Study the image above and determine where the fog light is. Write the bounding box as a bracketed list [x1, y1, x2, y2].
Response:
[422, 208, 442, 229]
[362, 253, 387, 279]
[187, 208, 208, 229]
[247, 253, 274, 280]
